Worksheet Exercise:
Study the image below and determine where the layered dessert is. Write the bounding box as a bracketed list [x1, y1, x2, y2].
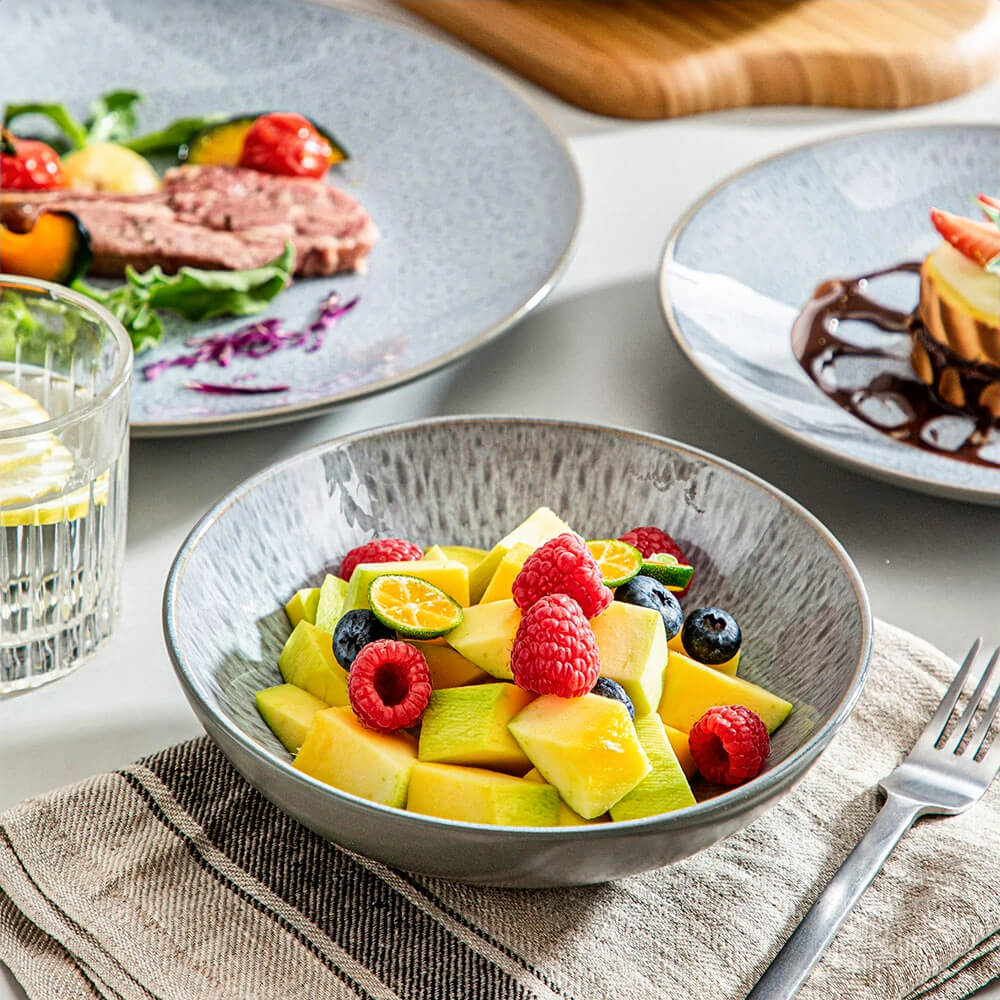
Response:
[916, 199, 1000, 419]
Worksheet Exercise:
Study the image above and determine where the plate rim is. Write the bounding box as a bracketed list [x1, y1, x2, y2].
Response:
[658, 120, 1000, 506]
[162, 413, 873, 838]
[121, 3, 583, 437]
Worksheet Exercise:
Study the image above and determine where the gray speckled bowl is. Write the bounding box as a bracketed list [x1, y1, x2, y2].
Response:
[163, 417, 871, 887]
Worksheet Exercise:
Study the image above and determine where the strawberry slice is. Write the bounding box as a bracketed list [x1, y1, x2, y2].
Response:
[930, 207, 1000, 268]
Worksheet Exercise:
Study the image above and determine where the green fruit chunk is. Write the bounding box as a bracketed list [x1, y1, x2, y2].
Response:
[278, 621, 349, 707]
[343, 558, 470, 610]
[469, 506, 574, 602]
[314, 574, 349, 633]
[523, 768, 607, 825]
[255, 683, 327, 755]
[609, 715, 696, 822]
[406, 762, 559, 826]
[436, 545, 488, 571]
[368, 574, 464, 639]
[445, 599, 520, 679]
[590, 601, 668, 715]
[508, 693, 650, 820]
[659, 650, 792, 733]
[294, 707, 417, 808]
[640, 553, 694, 590]
[285, 587, 320, 627]
[418, 682, 534, 773]
[422, 544, 448, 561]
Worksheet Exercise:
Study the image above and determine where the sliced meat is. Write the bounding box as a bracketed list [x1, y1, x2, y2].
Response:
[0, 165, 377, 278]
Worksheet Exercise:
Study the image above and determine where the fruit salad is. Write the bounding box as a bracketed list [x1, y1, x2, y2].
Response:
[255, 507, 793, 827]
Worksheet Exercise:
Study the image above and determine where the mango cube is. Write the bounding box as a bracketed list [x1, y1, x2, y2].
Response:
[422, 545, 447, 561]
[285, 587, 320, 627]
[436, 545, 488, 571]
[409, 641, 491, 689]
[406, 762, 558, 826]
[508, 693, 650, 819]
[659, 650, 792, 733]
[609, 715, 696, 822]
[524, 768, 607, 825]
[294, 706, 418, 808]
[255, 683, 327, 754]
[343, 559, 470, 610]
[480, 542, 533, 603]
[418, 683, 534, 773]
[278, 621, 350, 706]
[590, 601, 668, 715]
[663, 723, 697, 780]
[469, 507, 574, 602]
[446, 599, 521, 680]
[314, 574, 349, 633]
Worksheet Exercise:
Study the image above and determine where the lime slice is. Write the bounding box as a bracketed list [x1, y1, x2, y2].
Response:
[368, 574, 464, 639]
[640, 553, 694, 591]
[586, 539, 643, 588]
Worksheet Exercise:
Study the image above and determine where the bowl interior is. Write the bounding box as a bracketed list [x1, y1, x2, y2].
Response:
[168, 418, 868, 811]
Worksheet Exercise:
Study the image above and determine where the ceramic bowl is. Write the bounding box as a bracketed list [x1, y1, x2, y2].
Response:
[163, 417, 871, 887]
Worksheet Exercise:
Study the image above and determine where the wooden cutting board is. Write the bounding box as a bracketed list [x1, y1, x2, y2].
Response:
[400, 0, 1000, 119]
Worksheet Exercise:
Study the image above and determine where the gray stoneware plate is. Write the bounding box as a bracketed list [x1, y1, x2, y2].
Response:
[163, 417, 871, 887]
[660, 124, 1000, 505]
[2, 0, 579, 437]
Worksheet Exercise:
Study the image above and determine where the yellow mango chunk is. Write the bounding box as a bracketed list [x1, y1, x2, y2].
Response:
[446, 599, 521, 679]
[278, 621, 349, 706]
[663, 723, 697, 780]
[284, 588, 320, 627]
[480, 542, 533, 604]
[523, 768, 607, 825]
[659, 650, 792, 733]
[508, 693, 650, 819]
[294, 706, 418, 808]
[406, 762, 559, 826]
[344, 559, 470, 610]
[255, 683, 327, 754]
[590, 602, 667, 715]
[469, 507, 574, 602]
[408, 641, 490, 689]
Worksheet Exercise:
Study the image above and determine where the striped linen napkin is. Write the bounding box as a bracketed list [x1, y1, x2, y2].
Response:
[1, 620, 998, 1000]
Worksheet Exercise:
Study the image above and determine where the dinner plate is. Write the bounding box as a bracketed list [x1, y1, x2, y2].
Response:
[2, 0, 580, 436]
[660, 124, 1000, 505]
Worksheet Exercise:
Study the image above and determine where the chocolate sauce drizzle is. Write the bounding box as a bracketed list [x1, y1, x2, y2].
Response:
[791, 263, 1000, 469]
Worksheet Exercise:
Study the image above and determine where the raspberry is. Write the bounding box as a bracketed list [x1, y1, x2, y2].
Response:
[688, 705, 770, 786]
[511, 533, 612, 619]
[348, 639, 432, 732]
[339, 537, 423, 581]
[619, 526, 687, 562]
[510, 594, 601, 697]
[619, 526, 692, 595]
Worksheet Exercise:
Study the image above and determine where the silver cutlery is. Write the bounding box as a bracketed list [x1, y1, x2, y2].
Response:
[748, 639, 1000, 1000]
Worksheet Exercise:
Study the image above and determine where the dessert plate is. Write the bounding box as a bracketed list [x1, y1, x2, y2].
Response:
[2, 0, 579, 437]
[659, 124, 1000, 505]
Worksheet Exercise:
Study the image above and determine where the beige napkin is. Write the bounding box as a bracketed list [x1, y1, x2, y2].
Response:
[0, 620, 997, 1000]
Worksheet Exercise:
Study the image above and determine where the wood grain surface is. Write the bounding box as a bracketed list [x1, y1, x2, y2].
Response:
[400, 0, 1000, 118]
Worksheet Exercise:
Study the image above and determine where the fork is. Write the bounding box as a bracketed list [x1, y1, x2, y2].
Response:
[747, 639, 1000, 1000]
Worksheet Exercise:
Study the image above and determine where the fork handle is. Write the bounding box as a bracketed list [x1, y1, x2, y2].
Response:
[746, 793, 924, 1000]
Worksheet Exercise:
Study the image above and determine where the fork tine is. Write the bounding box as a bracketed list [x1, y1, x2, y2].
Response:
[967, 662, 1000, 760]
[919, 638, 982, 748]
[944, 646, 1000, 752]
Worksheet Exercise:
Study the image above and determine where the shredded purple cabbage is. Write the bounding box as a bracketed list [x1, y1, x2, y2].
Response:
[142, 291, 359, 385]
[184, 379, 290, 395]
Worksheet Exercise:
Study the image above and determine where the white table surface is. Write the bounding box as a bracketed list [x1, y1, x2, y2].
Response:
[3, 2, 1000, 997]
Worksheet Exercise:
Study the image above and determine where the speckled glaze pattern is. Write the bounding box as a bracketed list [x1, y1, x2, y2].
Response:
[2, 0, 579, 436]
[660, 125, 1000, 505]
[164, 418, 871, 886]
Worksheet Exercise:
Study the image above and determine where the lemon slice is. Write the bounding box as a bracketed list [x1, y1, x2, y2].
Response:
[586, 539, 643, 588]
[0, 379, 51, 425]
[368, 575, 464, 639]
[1, 471, 109, 527]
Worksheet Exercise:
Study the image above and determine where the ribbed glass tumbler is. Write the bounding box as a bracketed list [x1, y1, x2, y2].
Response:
[1, 276, 132, 695]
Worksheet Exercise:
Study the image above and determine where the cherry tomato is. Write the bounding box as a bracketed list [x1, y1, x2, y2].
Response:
[238, 112, 333, 179]
[0, 131, 66, 191]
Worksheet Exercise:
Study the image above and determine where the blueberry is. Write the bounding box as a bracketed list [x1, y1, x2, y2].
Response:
[332, 609, 394, 670]
[681, 607, 741, 665]
[590, 676, 635, 719]
[614, 575, 683, 640]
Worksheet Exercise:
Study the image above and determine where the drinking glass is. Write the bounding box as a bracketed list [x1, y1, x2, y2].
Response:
[0, 275, 132, 694]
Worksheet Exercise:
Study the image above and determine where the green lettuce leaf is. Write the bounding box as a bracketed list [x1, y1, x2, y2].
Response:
[124, 114, 225, 155]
